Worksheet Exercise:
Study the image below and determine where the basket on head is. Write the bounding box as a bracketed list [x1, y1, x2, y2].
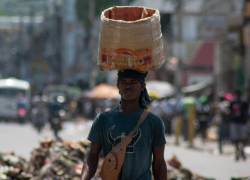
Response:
[98, 6, 166, 73]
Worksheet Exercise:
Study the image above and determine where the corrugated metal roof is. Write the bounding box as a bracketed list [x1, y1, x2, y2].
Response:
[190, 41, 214, 67]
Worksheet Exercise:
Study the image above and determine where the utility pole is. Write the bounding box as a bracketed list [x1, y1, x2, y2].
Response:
[53, 1, 63, 83]
[62, 0, 77, 83]
[88, 0, 97, 88]
[16, 14, 24, 78]
[174, 0, 183, 99]
[173, 0, 185, 146]
[243, 0, 250, 98]
[214, 41, 223, 97]
[27, 4, 35, 81]
[176, 0, 183, 43]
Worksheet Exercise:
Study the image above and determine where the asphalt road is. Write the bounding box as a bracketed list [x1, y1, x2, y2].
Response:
[0, 121, 250, 180]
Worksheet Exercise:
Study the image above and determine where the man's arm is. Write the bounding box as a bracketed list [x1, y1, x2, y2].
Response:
[152, 145, 167, 180]
[81, 142, 102, 180]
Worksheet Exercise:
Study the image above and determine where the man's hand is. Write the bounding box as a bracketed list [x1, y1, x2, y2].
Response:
[152, 145, 167, 180]
[81, 142, 102, 180]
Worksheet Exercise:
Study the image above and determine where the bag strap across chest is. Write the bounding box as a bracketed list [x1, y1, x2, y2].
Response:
[130, 110, 149, 135]
[121, 110, 149, 146]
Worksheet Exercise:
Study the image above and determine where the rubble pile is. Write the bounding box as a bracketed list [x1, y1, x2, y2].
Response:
[0, 151, 32, 179]
[1, 139, 246, 180]
[0, 139, 90, 180]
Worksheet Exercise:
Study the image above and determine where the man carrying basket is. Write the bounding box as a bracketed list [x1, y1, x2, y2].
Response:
[82, 6, 167, 180]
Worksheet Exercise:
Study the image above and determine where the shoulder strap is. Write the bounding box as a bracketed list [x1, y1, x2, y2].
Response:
[120, 109, 149, 146]
[128, 110, 149, 136]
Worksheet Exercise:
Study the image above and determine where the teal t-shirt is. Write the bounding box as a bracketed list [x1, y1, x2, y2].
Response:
[88, 108, 166, 180]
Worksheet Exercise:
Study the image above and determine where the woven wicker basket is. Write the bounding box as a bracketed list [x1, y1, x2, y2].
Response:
[98, 6, 165, 72]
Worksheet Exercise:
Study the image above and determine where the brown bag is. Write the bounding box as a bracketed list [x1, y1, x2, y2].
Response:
[100, 110, 149, 180]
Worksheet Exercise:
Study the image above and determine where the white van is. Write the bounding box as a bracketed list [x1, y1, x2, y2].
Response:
[0, 78, 30, 120]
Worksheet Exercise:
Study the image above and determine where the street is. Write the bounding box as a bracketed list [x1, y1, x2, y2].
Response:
[0, 121, 250, 180]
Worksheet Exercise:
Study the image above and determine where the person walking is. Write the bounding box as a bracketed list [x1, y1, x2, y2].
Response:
[82, 69, 167, 180]
[216, 95, 230, 154]
[196, 96, 211, 143]
[229, 90, 249, 161]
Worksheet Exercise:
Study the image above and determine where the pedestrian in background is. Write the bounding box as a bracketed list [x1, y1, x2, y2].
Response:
[196, 96, 211, 143]
[216, 94, 230, 154]
[229, 90, 249, 161]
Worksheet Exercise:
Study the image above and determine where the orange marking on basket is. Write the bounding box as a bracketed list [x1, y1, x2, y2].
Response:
[100, 48, 152, 72]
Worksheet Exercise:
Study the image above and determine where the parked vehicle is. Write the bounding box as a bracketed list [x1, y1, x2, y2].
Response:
[43, 84, 82, 119]
[0, 78, 30, 121]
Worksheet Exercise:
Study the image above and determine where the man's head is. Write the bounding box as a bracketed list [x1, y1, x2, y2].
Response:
[117, 69, 150, 108]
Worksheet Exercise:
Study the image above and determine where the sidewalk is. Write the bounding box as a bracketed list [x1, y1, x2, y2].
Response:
[165, 135, 250, 180]
[166, 135, 236, 156]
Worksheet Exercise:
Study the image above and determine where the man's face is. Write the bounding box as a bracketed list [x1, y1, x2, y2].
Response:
[118, 77, 144, 101]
